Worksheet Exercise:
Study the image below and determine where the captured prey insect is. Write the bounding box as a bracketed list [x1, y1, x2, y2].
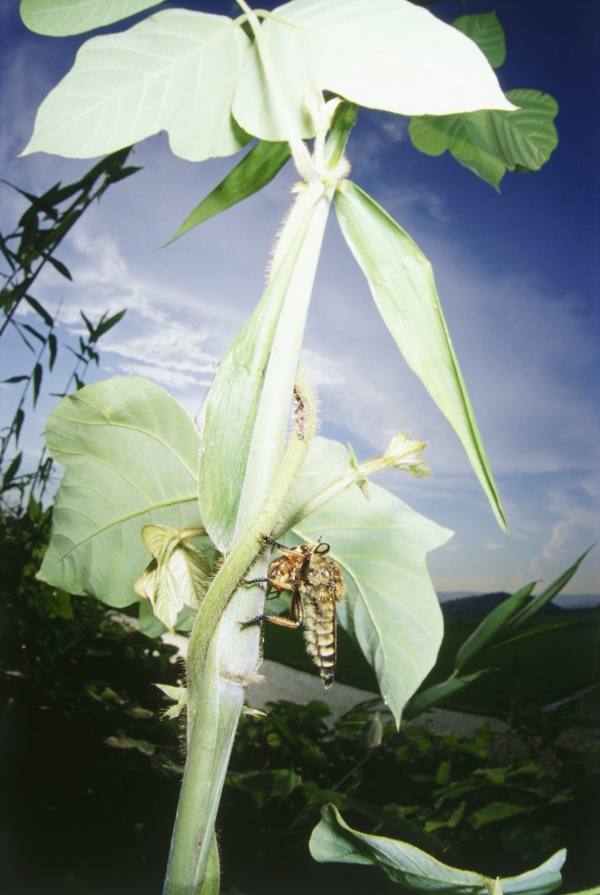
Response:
[240, 535, 347, 688]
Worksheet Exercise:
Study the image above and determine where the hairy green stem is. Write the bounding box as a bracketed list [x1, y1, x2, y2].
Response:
[163, 84, 358, 892]
[163, 368, 318, 895]
[186, 366, 318, 707]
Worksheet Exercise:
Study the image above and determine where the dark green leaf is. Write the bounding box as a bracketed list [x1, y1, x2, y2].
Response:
[403, 671, 491, 721]
[166, 140, 291, 244]
[23, 323, 46, 343]
[409, 89, 558, 190]
[14, 408, 25, 440]
[453, 583, 536, 673]
[452, 13, 506, 69]
[32, 362, 43, 405]
[24, 294, 54, 326]
[91, 309, 127, 340]
[48, 333, 58, 369]
[47, 254, 72, 280]
[505, 547, 594, 632]
[468, 801, 528, 830]
[2, 452, 23, 488]
[80, 311, 93, 335]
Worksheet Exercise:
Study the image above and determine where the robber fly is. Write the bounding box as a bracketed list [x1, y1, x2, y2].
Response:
[241, 535, 346, 688]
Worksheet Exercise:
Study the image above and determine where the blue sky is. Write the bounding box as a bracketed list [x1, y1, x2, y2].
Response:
[1, 1, 598, 599]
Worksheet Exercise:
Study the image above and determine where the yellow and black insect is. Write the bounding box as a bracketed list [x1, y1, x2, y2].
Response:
[241, 535, 346, 688]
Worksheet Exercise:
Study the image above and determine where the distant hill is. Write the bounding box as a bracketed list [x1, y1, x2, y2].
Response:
[439, 592, 597, 617]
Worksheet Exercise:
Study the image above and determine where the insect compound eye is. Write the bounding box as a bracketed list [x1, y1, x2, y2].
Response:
[315, 542, 330, 555]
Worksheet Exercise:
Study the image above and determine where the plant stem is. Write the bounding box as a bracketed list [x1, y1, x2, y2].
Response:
[163, 369, 318, 894]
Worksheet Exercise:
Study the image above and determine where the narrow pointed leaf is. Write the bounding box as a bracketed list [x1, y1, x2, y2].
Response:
[310, 805, 565, 895]
[453, 583, 536, 673]
[21, 0, 163, 36]
[14, 409, 25, 440]
[505, 547, 593, 632]
[47, 255, 72, 280]
[2, 452, 23, 488]
[283, 437, 451, 725]
[409, 90, 558, 189]
[403, 671, 491, 721]
[335, 180, 508, 533]
[199, 189, 331, 552]
[22, 10, 252, 161]
[38, 377, 202, 607]
[23, 324, 46, 344]
[167, 140, 291, 244]
[25, 294, 54, 326]
[233, 0, 515, 141]
[92, 309, 127, 340]
[48, 334, 58, 369]
[32, 362, 43, 405]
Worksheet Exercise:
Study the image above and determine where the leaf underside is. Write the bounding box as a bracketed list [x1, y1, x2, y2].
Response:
[38, 377, 202, 607]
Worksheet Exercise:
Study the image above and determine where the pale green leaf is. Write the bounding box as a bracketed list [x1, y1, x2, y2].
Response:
[452, 12, 506, 69]
[134, 525, 213, 631]
[501, 851, 566, 895]
[22, 9, 251, 161]
[37, 377, 202, 607]
[334, 180, 508, 533]
[198, 188, 331, 552]
[20, 0, 163, 36]
[282, 437, 451, 726]
[409, 89, 558, 189]
[166, 139, 291, 245]
[233, 0, 515, 142]
[156, 683, 188, 721]
[310, 805, 565, 895]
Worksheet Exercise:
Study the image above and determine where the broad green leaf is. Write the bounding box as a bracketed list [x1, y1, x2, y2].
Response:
[468, 802, 528, 830]
[409, 90, 559, 190]
[166, 139, 291, 244]
[22, 10, 252, 161]
[453, 583, 536, 673]
[198, 186, 331, 552]
[334, 180, 508, 533]
[310, 805, 565, 895]
[233, 0, 515, 142]
[341, 795, 443, 854]
[452, 13, 506, 69]
[282, 437, 451, 726]
[20, 0, 163, 36]
[403, 671, 491, 722]
[38, 376, 202, 607]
